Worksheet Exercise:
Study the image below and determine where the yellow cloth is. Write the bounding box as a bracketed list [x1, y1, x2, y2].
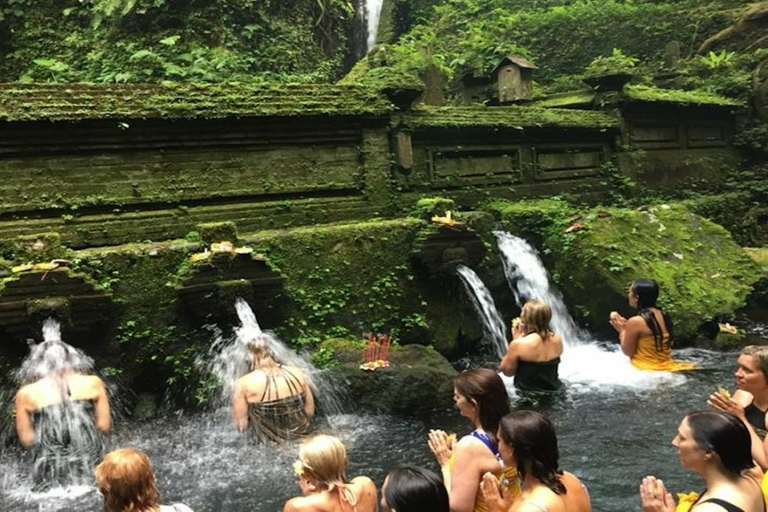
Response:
[631, 334, 697, 372]
[448, 455, 520, 512]
[761, 471, 768, 507]
[675, 492, 699, 512]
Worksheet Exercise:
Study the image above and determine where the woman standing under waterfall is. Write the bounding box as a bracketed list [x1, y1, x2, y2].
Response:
[14, 341, 111, 487]
[232, 333, 315, 442]
[428, 368, 520, 512]
[609, 279, 695, 372]
[499, 300, 563, 391]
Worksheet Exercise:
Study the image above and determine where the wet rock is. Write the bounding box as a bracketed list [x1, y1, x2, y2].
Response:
[320, 338, 456, 414]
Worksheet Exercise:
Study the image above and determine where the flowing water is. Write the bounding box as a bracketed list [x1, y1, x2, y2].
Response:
[456, 264, 508, 358]
[202, 297, 345, 415]
[496, 231, 586, 344]
[365, 0, 384, 50]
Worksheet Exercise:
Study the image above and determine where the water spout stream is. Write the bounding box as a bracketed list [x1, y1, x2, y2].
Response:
[495, 231, 586, 346]
[456, 265, 508, 358]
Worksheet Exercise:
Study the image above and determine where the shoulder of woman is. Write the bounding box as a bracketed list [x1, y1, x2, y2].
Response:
[284, 493, 324, 512]
[350, 475, 375, 488]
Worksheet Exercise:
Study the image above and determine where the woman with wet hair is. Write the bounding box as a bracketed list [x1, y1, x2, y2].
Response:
[499, 299, 563, 391]
[640, 411, 764, 512]
[428, 368, 520, 512]
[481, 410, 591, 512]
[609, 279, 695, 371]
[95, 447, 194, 512]
[283, 434, 377, 512]
[14, 340, 111, 488]
[381, 466, 449, 512]
[232, 333, 315, 442]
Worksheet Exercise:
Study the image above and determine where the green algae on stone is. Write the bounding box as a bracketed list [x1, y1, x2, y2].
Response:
[402, 105, 619, 130]
[623, 84, 745, 108]
[0, 83, 395, 122]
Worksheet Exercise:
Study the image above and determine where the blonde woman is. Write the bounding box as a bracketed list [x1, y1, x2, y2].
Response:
[232, 334, 315, 441]
[499, 300, 563, 391]
[95, 447, 194, 512]
[284, 434, 377, 512]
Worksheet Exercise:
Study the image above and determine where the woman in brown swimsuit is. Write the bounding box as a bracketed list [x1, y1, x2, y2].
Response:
[232, 334, 315, 442]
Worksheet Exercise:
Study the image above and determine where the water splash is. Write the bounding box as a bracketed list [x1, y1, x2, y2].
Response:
[11, 318, 106, 490]
[17, 318, 94, 383]
[456, 265, 508, 358]
[495, 231, 586, 346]
[205, 298, 345, 417]
[365, 0, 384, 50]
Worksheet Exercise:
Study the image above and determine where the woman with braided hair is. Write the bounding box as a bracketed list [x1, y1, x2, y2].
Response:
[609, 279, 695, 372]
[481, 411, 591, 512]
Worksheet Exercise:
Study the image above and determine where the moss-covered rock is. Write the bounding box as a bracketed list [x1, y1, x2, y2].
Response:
[491, 200, 762, 342]
[556, 204, 761, 340]
[320, 338, 456, 413]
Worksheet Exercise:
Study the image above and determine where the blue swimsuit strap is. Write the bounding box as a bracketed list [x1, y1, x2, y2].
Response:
[470, 430, 500, 458]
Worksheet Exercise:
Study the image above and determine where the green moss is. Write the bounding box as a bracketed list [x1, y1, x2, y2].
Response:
[197, 221, 238, 245]
[486, 197, 575, 249]
[402, 105, 618, 130]
[623, 84, 745, 107]
[0, 83, 395, 122]
[539, 203, 762, 340]
[13, 232, 66, 262]
[533, 90, 595, 109]
[413, 197, 455, 219]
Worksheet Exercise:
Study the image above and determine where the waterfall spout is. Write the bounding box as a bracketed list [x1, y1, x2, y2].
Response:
[366, 0, 384, 50]
[495, 232, 586, 346]
[456, 265, 508, 358]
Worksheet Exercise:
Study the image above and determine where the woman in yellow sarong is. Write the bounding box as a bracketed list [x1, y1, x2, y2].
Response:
[427, 369, 520, 512]
[609, 279, 696, 372]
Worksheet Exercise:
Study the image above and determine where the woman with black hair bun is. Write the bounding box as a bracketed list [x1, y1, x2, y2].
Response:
[608, 278, 695, 372]
[480, 410, 591, 512]
[639, 410, 764, 512]
[381, 466, 449, 512]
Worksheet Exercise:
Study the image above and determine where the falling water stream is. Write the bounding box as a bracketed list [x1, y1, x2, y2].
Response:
[365, 0, 384, 50]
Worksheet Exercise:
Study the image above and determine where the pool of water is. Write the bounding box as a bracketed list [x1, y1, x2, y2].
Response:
[0, 346, 744, 512]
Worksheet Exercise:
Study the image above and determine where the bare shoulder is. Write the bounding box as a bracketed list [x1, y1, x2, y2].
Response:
[350, 475, 376, 493]
[283, 493, 327, 512]
[562, 472, 592, 511]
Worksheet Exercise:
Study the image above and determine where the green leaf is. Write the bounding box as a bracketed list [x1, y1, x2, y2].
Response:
[159, 35, 181, 46]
